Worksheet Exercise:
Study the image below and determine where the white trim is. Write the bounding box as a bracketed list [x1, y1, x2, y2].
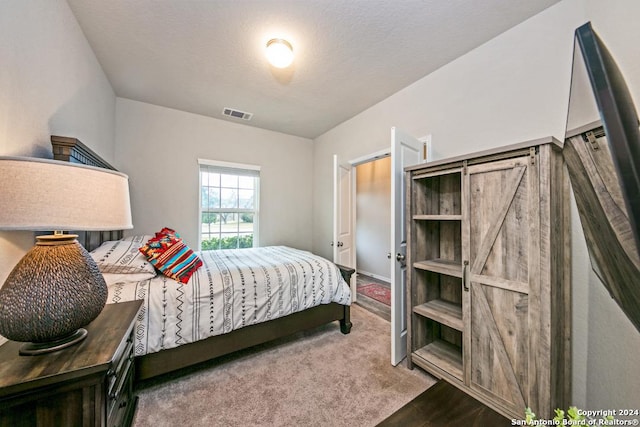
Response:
[332, 155, 338, 263]
[349, 148, 390, 167]
[198, 158, 261, 171]
[418, 134, 432, 163]
[198, 167, 204, 250]
[254, 178, 260, 247]
[350, 148, 392, 282]
[357, 269, 391, 284]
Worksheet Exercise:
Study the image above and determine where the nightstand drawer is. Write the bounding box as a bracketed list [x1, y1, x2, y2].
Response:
[107, 329, 136, 427]
[108, 356, 136, 427]
[108, 332, 134, 396]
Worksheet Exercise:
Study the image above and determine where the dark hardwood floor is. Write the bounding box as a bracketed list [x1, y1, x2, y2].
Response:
[355, 273, 391, 321]
[377, 380, 511, 427]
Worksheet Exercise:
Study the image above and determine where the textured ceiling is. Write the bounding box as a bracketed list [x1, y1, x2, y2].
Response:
[67, 0, 560, 139]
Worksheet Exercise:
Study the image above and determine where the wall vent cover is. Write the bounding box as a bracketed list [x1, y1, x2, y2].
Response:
[222, 108, 253, 120]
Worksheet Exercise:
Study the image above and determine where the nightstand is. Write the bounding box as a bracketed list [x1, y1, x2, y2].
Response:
[0, 300, 142, 427]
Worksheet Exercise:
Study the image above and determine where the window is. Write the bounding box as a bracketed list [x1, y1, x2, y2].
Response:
[198, 159, 260, 250]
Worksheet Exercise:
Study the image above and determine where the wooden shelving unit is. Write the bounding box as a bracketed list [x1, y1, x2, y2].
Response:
[407, 168, 464, 388]
[405, 139, 571, 420]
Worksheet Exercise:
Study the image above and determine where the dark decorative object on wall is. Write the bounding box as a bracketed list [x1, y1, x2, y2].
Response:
[564, 22, 640, 333]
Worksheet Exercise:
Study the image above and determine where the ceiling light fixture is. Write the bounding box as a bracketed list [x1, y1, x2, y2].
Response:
[266, 38, 294, 68]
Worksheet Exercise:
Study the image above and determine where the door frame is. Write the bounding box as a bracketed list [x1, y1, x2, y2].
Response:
[350, 147, 393, 282]
[339, 149, 392, 301]
[352, 150, 394, 284]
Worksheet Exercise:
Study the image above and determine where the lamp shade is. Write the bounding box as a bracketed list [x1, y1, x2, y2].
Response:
[0, 156, 132, 231]
[0, 156, 132, 354]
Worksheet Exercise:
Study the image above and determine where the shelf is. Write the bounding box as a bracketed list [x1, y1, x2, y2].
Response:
[414, 259, 462, 278]
[414, 300, 463, 331]
[413, 340, 463, 381]
[412, 168, 463, 181]
[413, 214, 462, 221]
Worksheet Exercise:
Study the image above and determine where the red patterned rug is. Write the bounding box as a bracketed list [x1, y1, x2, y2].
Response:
[357, 283, 391, 306]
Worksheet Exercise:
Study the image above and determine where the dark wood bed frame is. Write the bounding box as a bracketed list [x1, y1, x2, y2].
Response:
[51, 135, 354, 381]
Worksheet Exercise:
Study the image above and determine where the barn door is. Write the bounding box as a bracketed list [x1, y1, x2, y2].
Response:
[462, 154, 538, 414]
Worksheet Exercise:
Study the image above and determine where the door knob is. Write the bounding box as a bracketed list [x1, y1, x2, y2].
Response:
[396, 253, 405, 262]
[337, 241, 344, 247]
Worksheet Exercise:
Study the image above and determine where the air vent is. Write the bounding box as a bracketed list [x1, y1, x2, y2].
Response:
[222, 107, 253, 121]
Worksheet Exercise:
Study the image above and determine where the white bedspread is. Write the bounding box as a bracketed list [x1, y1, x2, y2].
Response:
[107, 246, 351, 356]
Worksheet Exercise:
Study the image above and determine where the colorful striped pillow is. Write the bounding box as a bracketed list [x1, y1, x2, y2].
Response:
[155, 227, 179, 239]
[139, 229, 202, 284]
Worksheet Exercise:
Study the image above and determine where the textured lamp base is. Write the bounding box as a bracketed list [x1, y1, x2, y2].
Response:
[0, 234, 108, 356]
[19, 328, 88, 356]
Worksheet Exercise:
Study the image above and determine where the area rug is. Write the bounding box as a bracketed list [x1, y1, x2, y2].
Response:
[358, 283, 391, 306]
[133, 304, 435, 426]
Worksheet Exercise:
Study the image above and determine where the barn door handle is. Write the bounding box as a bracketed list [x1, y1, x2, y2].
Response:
[463, 260, 469, 291]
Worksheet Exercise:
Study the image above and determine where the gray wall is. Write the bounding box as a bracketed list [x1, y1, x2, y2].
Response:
[115, 99, 314, 251]
[0, 0, 116, 291]
[312, 0, 640, 411]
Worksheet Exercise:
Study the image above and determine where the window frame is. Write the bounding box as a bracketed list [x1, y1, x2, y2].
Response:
[198, 158, 260, 250]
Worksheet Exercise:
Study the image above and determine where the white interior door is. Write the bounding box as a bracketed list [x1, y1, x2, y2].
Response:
[390, 127, 423, 366]
[333, 155, 356, 296]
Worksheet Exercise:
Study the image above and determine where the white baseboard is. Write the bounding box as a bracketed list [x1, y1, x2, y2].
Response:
[357, 269, 391, 284]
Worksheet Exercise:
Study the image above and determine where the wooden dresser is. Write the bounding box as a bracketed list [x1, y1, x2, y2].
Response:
[0, 300, 142, 427]
[405, 137, 571, 419]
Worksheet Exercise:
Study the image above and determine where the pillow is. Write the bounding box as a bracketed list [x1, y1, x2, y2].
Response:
[139, 229, 202, 284]
[91, 237, 157, 281]
[154, 227, 179, 240]
[122, 234, 154, 243]
[101, 272, 156, 286]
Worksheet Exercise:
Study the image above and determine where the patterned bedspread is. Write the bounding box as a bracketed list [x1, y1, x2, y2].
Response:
[107, 246, 352, 356]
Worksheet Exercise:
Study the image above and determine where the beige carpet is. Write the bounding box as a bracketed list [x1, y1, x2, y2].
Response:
[133, 304, 436, 427]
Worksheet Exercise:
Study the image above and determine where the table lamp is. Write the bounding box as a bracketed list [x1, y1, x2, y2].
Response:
[0, 156, 132, 355]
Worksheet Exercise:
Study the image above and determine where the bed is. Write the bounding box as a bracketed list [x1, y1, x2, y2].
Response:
[51, 135, 354, 381]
